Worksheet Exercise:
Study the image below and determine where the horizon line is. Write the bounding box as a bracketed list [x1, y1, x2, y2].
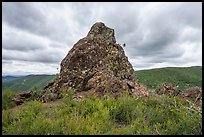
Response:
[2, 65, 202, 77]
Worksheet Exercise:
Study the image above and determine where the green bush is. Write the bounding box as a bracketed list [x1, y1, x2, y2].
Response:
[2, 90, 16, 110]
[2, 92, 202, 135]
[108, 94, 138, 124]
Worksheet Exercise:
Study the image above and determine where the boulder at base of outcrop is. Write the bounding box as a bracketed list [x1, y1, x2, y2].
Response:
[179, 86, 202, 107]
[39, 22, 149, 102]
[155, 83, 202, 107]
[180, 86, 202, 99]
[155, 83, 181, 96]
[12, 90, 32, 105]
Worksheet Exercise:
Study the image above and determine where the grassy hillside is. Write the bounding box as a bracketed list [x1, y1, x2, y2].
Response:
[135, 66, 202, 90]
[2, 75, 56, 92]
[2, 90, 202, 135]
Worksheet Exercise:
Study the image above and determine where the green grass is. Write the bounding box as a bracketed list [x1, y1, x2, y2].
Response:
[136, 66, 202, 90]
[2, 75, 56, 92]
[2, 89, 202, 135]
[2, 89, 16, 110]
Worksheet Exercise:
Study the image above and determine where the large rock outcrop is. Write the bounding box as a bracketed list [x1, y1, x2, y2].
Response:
[39, 22, 149, 102]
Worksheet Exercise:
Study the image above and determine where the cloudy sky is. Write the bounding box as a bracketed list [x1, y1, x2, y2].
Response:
[2, 2, 202, 76]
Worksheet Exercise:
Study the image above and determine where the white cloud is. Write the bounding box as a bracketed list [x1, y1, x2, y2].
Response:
[2, 60, 60, 76]
[2, 2, 202, 75]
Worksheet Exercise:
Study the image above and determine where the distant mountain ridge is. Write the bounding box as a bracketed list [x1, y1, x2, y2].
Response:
[2, 66, 202, 92]
[2, 76, 22, 83]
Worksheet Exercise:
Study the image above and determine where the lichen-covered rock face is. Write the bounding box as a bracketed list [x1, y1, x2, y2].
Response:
[41, 22, 149, 101]
[87, 22, 116, 43]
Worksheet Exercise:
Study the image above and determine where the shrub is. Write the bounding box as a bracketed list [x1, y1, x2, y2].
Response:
[109, 94, 138, 124]
[2, 92, 202, 135]
[2, 90, 16, 110]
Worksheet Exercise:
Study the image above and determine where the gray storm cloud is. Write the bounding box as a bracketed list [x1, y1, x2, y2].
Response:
[2, 2, 202, 75]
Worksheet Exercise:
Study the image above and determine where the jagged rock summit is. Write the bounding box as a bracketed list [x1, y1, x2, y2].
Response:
[40, 22, 149, 101]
